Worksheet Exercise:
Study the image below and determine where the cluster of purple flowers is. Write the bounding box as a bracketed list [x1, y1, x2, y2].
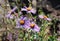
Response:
[5, 5, 52, 32]
[3, 0, 53, 41]
[15, 6, 41, 32]
[15, 15, 40, 32]
[5, 5, 41, 32]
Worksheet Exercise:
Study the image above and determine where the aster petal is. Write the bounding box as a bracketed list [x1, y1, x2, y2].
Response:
[11, 6, 17, 12]
[27, 11, 31, 13]
[30, 9, 36, 14]
[20, 16, 27, 20]
[16, 16, 30, 29]
[23, 19, 31, 29]
[24, 6, 27, 8]
[38, 15, 44, 19]
[20, 16, 24, 20]
[25, 20, 31, 28]
[23, 25, 30, 29]
[16, 22, 23, 28]
[33, 24, 40, 32]
[30, 22, 40, 32]
[23, 17, 27, 20]
[15, 19, 21, 28]
[21, 8, 27, 11]
[34, 28, 40, 32]
[46, 18, 52, 21]
[10, 15, 14, 19]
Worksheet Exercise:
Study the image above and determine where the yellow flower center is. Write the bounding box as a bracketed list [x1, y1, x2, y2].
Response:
[20, 20, 25, 25]
[30, 24, 35, 28]
[27, 7, 32, 11]
[44, 16, 48, 19]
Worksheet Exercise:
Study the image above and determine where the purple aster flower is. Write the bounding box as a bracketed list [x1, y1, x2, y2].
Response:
[38, 15, 44, 19]
[43, 16, 52, 21]
[16, 16, 30, 29]
[27, 7, 36, 14]
[21, 8, 27, 11]
[29, 22, 40, 32]
[21, 7, 36, 14]
[38, 15, 52, 21]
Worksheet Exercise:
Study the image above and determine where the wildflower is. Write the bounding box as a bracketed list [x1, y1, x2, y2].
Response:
[29, 22, 40, 32]
[21, 6, 36, 15]
[43, 16, 52, 21]
[27, 7, 36, 14]
[16, 16, 30, 29]
[38, 15, 52, 21]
